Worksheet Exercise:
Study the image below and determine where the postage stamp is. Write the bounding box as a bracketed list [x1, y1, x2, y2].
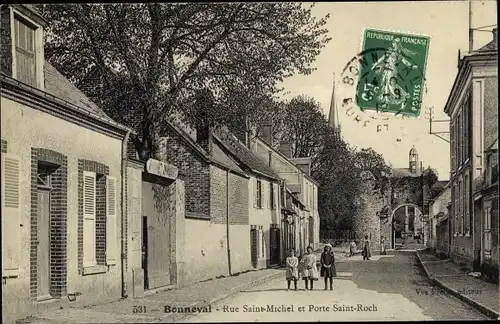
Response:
[355, 28, 430, 117]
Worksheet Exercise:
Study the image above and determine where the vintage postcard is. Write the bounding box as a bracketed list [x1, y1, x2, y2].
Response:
[1, 1, 498, 323]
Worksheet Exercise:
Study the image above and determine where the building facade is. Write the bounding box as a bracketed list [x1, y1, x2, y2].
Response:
[444, 28, 498, 274]
[1, 5, 133, 322]
[429, 184, 452, 257]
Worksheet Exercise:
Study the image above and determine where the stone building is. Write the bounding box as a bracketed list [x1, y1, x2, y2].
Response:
[444, 28, 498, 277]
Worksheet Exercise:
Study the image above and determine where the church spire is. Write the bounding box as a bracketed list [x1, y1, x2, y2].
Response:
[328, 73, 341, 139]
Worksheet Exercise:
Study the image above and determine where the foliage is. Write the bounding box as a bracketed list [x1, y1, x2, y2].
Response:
[35, 3, 331, 158]
[354, 148, 392, 194]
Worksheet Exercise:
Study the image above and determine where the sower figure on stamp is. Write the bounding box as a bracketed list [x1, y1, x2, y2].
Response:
[320, 243, 336, 290]
[362, 235, 371, 260]
[301, 246, 319, 290]
[285, 249, 299, 291]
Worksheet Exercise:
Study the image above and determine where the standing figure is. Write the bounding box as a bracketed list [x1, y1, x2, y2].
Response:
[349, 240, 357, 257]
[362, 235, 371, 260]
[285, 249, 299, 290]
[320, 243, 337, 290]
[301, 246, 319, 290]
[380, 236, 386, 255]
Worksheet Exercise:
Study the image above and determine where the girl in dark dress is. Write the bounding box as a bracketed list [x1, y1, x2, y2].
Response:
[320, 243, 337, 290]
[362, 235, 371, 260]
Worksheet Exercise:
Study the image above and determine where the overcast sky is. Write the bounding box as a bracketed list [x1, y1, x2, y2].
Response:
[280, 0, 497, 180]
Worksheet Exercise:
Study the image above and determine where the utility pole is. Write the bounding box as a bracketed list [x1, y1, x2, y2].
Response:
[469, 0, 473, 52]
[425, 106, 450, 143]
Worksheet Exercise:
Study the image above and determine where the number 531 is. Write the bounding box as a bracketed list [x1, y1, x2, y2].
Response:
[361, 83, 379, 101]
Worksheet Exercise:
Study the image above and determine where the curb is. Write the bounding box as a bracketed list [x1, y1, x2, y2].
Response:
[415, 252, 499, 320]
[160, 270, 284, 323]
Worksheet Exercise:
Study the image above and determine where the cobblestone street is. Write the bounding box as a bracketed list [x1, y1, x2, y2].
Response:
[180, 252, 489, 322]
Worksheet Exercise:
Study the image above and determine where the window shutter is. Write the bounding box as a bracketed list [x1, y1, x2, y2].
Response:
[1, 154, 21, 277]
[106, 176, 117, 265]
[83, 171, 96, 267]
[253, 178, 257, 208]
[266, 182, 270, 209]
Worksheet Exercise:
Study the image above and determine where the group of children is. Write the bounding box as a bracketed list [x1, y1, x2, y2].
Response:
[285, 244, 336, 291]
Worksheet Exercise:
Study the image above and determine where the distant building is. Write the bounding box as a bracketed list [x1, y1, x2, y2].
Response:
[444, 28, 498, 279]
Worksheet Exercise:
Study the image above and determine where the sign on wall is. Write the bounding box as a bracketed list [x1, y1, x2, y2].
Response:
[145, 159, 178, 180]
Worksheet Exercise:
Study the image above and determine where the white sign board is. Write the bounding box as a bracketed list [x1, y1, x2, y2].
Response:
[145, 159, 178, 180]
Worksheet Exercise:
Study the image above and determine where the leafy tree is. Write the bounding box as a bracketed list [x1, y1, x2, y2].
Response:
[277, 95, 330, 160]
[354, 148, 392, 194]
[35, 3, 331, 159]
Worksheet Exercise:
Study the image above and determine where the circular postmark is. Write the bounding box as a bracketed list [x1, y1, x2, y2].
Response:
[338, 31, 429, 138]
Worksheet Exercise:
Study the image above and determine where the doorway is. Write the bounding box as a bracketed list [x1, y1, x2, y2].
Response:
[37, 166, 52, 300]
[142, 215, 149, 290]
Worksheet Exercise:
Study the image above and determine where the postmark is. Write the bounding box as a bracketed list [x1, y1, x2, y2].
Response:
[339, 28, 430, 135]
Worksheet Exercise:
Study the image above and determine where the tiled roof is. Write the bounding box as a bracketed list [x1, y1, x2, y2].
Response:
[431, 180, 449, 191]
[44, 63, 111, 120]
[486, 138, 498, 152]
[213, 127, 280, 180]
[476, 40, 497, 52]
[391, 168, 420, 178]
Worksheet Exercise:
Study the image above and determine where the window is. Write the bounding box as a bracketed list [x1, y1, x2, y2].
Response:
[450, 123, 455, 173]
[483, 204, 492, 258]
[14, 17, 37, 87]
[82, 171, 117, 267]
[260, 229, 265, 258]
[458, 113, 463, 166]
[2, 154, 21, 278]
[464, 99, 469, 161]
[459, 179, 464, 234]
[453, 183, 458, 234]
[270, 183, 275, 210]
[256, 180, 262, 209]
[464, 173, 470, 234]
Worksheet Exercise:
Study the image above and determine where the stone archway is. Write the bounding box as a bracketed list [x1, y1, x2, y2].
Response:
[390, 204, 424, 249]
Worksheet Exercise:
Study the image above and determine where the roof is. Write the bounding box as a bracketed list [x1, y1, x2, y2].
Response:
[391, 168, 420, 178]
[214, 127, 280, 180]
[253, 136, 320, 186]
[431, 180, 449, 191]
[486, 138, 498, 153]
[476, 29, 497, 52]
[44, 63, 112, 120]
[409, 146, 418, 155]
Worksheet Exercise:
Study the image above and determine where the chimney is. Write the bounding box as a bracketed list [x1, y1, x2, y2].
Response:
[259, 124, 273, 147]
[280, 141, 293, 158]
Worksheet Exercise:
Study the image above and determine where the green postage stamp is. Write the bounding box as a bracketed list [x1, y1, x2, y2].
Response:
[356, 29, 430, 117]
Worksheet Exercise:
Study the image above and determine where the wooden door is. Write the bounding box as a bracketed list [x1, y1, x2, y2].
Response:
[141, 181, 170, 289]
[37, 188, 51, 299]
[269, 227, 280, 266]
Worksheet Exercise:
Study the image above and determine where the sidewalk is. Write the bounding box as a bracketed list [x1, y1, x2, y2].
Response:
[416, 251, 499, 319]
[20, 269, 283, 324]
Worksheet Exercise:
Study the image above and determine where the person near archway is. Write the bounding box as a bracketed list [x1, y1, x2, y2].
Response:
[362, 235, 371, 260]
[380, 236, 386, 255]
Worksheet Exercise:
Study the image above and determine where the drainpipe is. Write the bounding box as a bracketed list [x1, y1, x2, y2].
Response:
[121, 130, 131, 298]
[226, 168, 232, 276]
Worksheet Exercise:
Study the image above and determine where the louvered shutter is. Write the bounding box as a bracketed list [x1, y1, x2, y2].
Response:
[253, 178, 257, 208]
[266, 182, 270, 209]
[106, 176, 117, 265]
[83, 171, 96, 267]
[1, 154, 21, 277]
[451, 123, 455, 173]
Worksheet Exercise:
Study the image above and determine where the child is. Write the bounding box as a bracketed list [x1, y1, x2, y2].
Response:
[301, 246, 319, 290]
[320, 243, 337, 290]
[349, 240, 357, 257]
[285, 249, 299, 290]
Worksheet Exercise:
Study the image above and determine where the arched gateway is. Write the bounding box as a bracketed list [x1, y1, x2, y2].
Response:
[390, 203, 424, 249]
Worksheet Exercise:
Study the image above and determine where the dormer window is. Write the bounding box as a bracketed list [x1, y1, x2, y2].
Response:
[14, 17, 37, 87]
[2, 5, 47, 89]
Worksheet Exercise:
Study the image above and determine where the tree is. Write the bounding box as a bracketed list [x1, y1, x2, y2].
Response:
[354, 148, 392, 194]
[35, 3, 331, 159]
[278, 95, 330, 160]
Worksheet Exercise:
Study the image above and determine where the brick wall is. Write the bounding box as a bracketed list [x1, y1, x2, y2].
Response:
[162, 127, 210, 219]
[229, 173, 249, 225]
[484, 77, 498, 151]
[30, 148, 68, 298]
[0, 8, 12, 76]
[77, 159, 109, 273]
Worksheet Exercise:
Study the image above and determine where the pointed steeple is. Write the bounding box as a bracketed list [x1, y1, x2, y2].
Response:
[328, 73, 341, 139]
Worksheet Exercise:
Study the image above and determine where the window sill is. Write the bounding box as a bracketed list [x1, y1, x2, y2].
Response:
[82, 265, 108, 276]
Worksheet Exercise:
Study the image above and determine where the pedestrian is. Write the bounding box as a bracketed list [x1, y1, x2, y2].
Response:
[349, 240, 357, 257]
[320, 243, 336, 290]
[362, 235, 371, 260]
[300, 246, 319, 290]
[285, 249, 299, 291]
[380, 236, 386, 255]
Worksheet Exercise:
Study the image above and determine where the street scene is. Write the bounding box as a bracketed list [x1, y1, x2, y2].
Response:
[1, 1, 498, 323]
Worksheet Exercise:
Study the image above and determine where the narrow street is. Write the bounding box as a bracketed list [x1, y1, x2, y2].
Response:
[180, 252, 488, 322]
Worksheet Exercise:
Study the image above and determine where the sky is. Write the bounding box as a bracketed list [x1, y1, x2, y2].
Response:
[280, 0, 497, 180]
